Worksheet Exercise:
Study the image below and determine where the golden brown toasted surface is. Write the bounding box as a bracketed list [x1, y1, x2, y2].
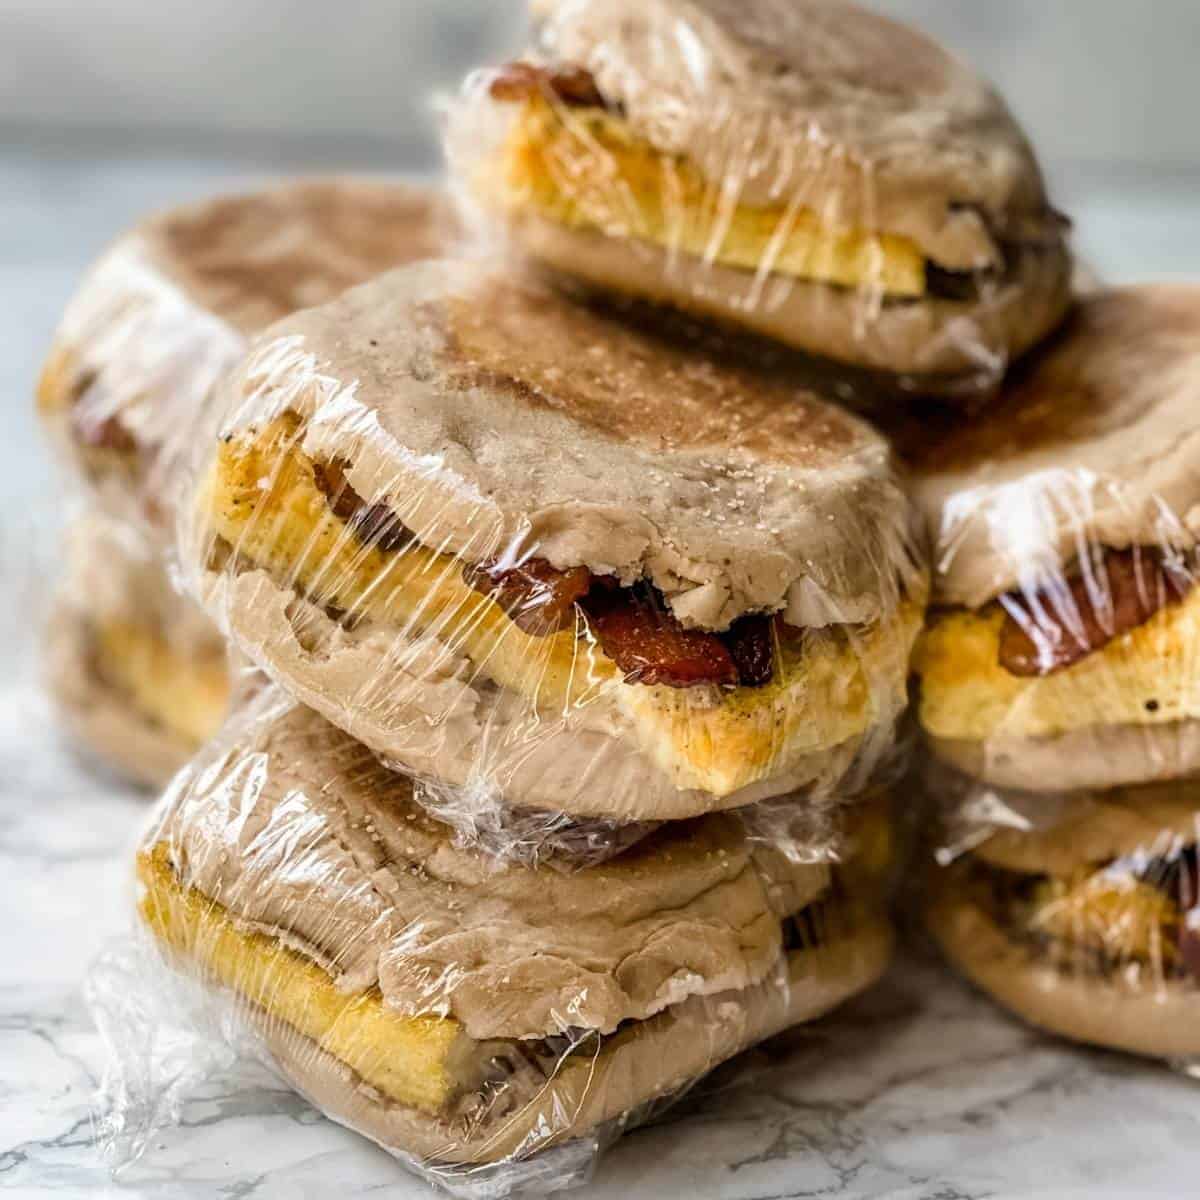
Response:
[909, 288, 1200, 474]
[37, 180, 456, 530]
[146, 179, 456, 337]
[907, 286, 1200, 606]
[523, 0, 1060, 263]
[441, 281, 865, 465]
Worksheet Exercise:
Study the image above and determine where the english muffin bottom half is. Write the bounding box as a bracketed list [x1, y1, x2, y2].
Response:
[183, 258, 927, 825]
[45, 514, 230, 789]
[37, 178, 456, 536]
[927, 770, 1200, 1061]
[137, 696, 892, 1176]
[447, 0, 1071, 391]
[910, 286, 1200, 792]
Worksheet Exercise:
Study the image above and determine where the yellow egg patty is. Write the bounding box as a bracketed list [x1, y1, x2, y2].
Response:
[915, 593, 1200, 743]
[93, 617, 229, 748]
[138, 846, 469, 1114]
[492, 98, 927, 298]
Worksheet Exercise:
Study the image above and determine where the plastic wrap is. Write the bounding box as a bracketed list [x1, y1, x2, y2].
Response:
[35, 178, 457, 785]
[177, 254, 926, 848]
[925, 759, 1200, 1063]
[908, 284, 1200, 1061]
[89, 689, 894, 1196]
[910, 285, 1200, 794]
[45, 511, 231, 788]
[445, 0, 1072, 398]
[37, 178, 456, 537]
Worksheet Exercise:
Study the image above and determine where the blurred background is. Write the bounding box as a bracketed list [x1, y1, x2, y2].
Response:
[4, 0, 1200, 504]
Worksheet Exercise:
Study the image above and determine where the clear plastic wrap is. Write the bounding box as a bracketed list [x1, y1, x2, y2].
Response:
[45, 511, 231, 788]
[908, 284, 1200, 1061]
[89, 689, 895, 1196]
[445, 0, 1073, 398]
[925, 758, 1200, 1064]
[35, 178, 457, 785]
[37, 178, 457, 538]
[910, 285, 1200, 794]
[177, 255, 927, 845]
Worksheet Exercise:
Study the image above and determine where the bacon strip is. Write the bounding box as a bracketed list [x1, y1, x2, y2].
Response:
[723, 615, 776, 688]
[312, 469, 777, 687]
[581, 581, 740, 688]
[488, 61, 606, 108]
[312, 459, 413, 553]
[464, 557, 593, 636]
[998, 547, 1193, 677]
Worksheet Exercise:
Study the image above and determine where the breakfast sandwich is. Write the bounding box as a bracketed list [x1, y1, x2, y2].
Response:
[448, 0, 1071, 390]
[46, 515, 230, 788]
[38, 178, 456, 533]
[928, 771, 1200, 1059]
[37, 180, 455, 784]
[910, 287, 1200, 791]
[182, 258, 927, 823]
[137, 696, 892, 1173]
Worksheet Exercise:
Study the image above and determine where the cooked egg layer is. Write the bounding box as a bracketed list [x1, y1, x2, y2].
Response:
[916, 593, 1200, 743]
[494, 98, 927, 298]
[94, 617, 229, 747]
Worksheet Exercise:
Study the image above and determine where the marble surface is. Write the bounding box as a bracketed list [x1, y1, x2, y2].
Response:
[5, 693, 1200, 1200]
[6, 151, 1200, 1199]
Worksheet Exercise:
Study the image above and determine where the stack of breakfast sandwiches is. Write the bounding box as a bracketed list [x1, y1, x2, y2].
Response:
[37, 0, 1192, 1192]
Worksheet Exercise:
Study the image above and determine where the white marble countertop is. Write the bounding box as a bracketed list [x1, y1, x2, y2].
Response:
[5, 150, 1200, 1199]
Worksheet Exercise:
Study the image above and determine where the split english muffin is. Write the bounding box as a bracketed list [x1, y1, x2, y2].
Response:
[448, 0, 1071, 390]
[138, 697, 891, 1171]
[909, 286, 1200, 791]
[183, 258, 927, 823]
[928, 774, 1200, 1060]
[45, 515, 230, 788]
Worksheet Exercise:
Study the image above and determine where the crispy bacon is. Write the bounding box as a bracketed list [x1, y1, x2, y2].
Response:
[998, 547, 1193, 677]
[487, 61, 606, 108]
[311, 466, 777, 686]
[311, 459, 413, 553]
[723, 615, 776, 688]
[464, 557, 593, 636]
[581, 581, 740, 688]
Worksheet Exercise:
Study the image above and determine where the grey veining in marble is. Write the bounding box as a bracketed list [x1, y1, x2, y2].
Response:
[6, 152, 1200, 1199]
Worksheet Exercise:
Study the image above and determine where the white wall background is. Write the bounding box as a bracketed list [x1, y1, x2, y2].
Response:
[2, 1, 1199, 173]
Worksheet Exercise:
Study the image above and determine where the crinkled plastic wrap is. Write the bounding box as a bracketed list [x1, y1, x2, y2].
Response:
[177, 255, 927, 856]
[35, 179, 456, 785]
[909, 285, 1200, 1062]
[924, 760, 1200, 1065]
[37, 178, 456, 536]
[445, 0, 1072, 397]
[45, 511, 231, 788]
[89, 689, 895, 1197]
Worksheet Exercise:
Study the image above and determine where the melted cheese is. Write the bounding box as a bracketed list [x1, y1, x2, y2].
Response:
[915, 594, 1200, 743]
[493, 99, 927, 298]
[94, 618, 229, 747]
[138, 847, 467, 1114]
[200, 415, 915, 798]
